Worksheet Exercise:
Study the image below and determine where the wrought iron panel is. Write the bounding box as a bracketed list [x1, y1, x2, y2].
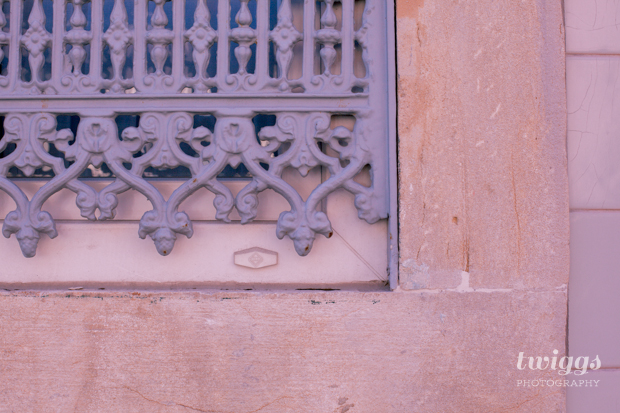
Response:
[0, 0, 393, 262]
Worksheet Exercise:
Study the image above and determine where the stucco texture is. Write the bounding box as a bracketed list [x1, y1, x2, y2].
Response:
[0, 0, 568, 411]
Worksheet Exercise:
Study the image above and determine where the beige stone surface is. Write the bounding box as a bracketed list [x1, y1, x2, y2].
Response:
[0, 290, 566, 413]
[397, 0, 569, 290]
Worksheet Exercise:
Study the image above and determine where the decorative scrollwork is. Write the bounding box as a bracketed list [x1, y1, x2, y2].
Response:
[0, 113, 99, 256]
[0, 111, 387, 258]
[0, 0, 390, 262]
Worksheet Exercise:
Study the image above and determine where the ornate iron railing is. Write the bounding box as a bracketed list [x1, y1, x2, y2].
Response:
[0, 0, 392, 259]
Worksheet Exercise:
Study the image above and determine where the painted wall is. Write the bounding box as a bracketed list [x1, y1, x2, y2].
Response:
[0, 0, 569, 411]
[565, 0, 620, 410]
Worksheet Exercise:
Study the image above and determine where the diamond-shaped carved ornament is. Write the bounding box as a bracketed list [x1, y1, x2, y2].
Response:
[234, 247, 278, 269]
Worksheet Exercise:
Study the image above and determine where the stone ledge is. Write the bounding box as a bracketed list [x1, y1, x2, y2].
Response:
[0, 290, 566, 412]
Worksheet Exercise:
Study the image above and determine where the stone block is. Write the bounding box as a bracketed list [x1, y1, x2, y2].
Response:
[0, 290, 566, 412]
[397, 0, 569, 289]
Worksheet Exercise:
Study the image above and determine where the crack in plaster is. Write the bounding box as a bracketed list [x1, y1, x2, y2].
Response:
[123, 385, 227, 413]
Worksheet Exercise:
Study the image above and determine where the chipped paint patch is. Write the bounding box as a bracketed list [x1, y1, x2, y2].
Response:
[399, 259, 430, 290]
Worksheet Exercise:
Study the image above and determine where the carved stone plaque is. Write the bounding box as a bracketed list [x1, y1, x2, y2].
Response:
[234, 247, 278, 269]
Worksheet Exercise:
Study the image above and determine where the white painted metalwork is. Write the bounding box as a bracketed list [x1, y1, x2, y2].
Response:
[0, 0, 394, 280]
